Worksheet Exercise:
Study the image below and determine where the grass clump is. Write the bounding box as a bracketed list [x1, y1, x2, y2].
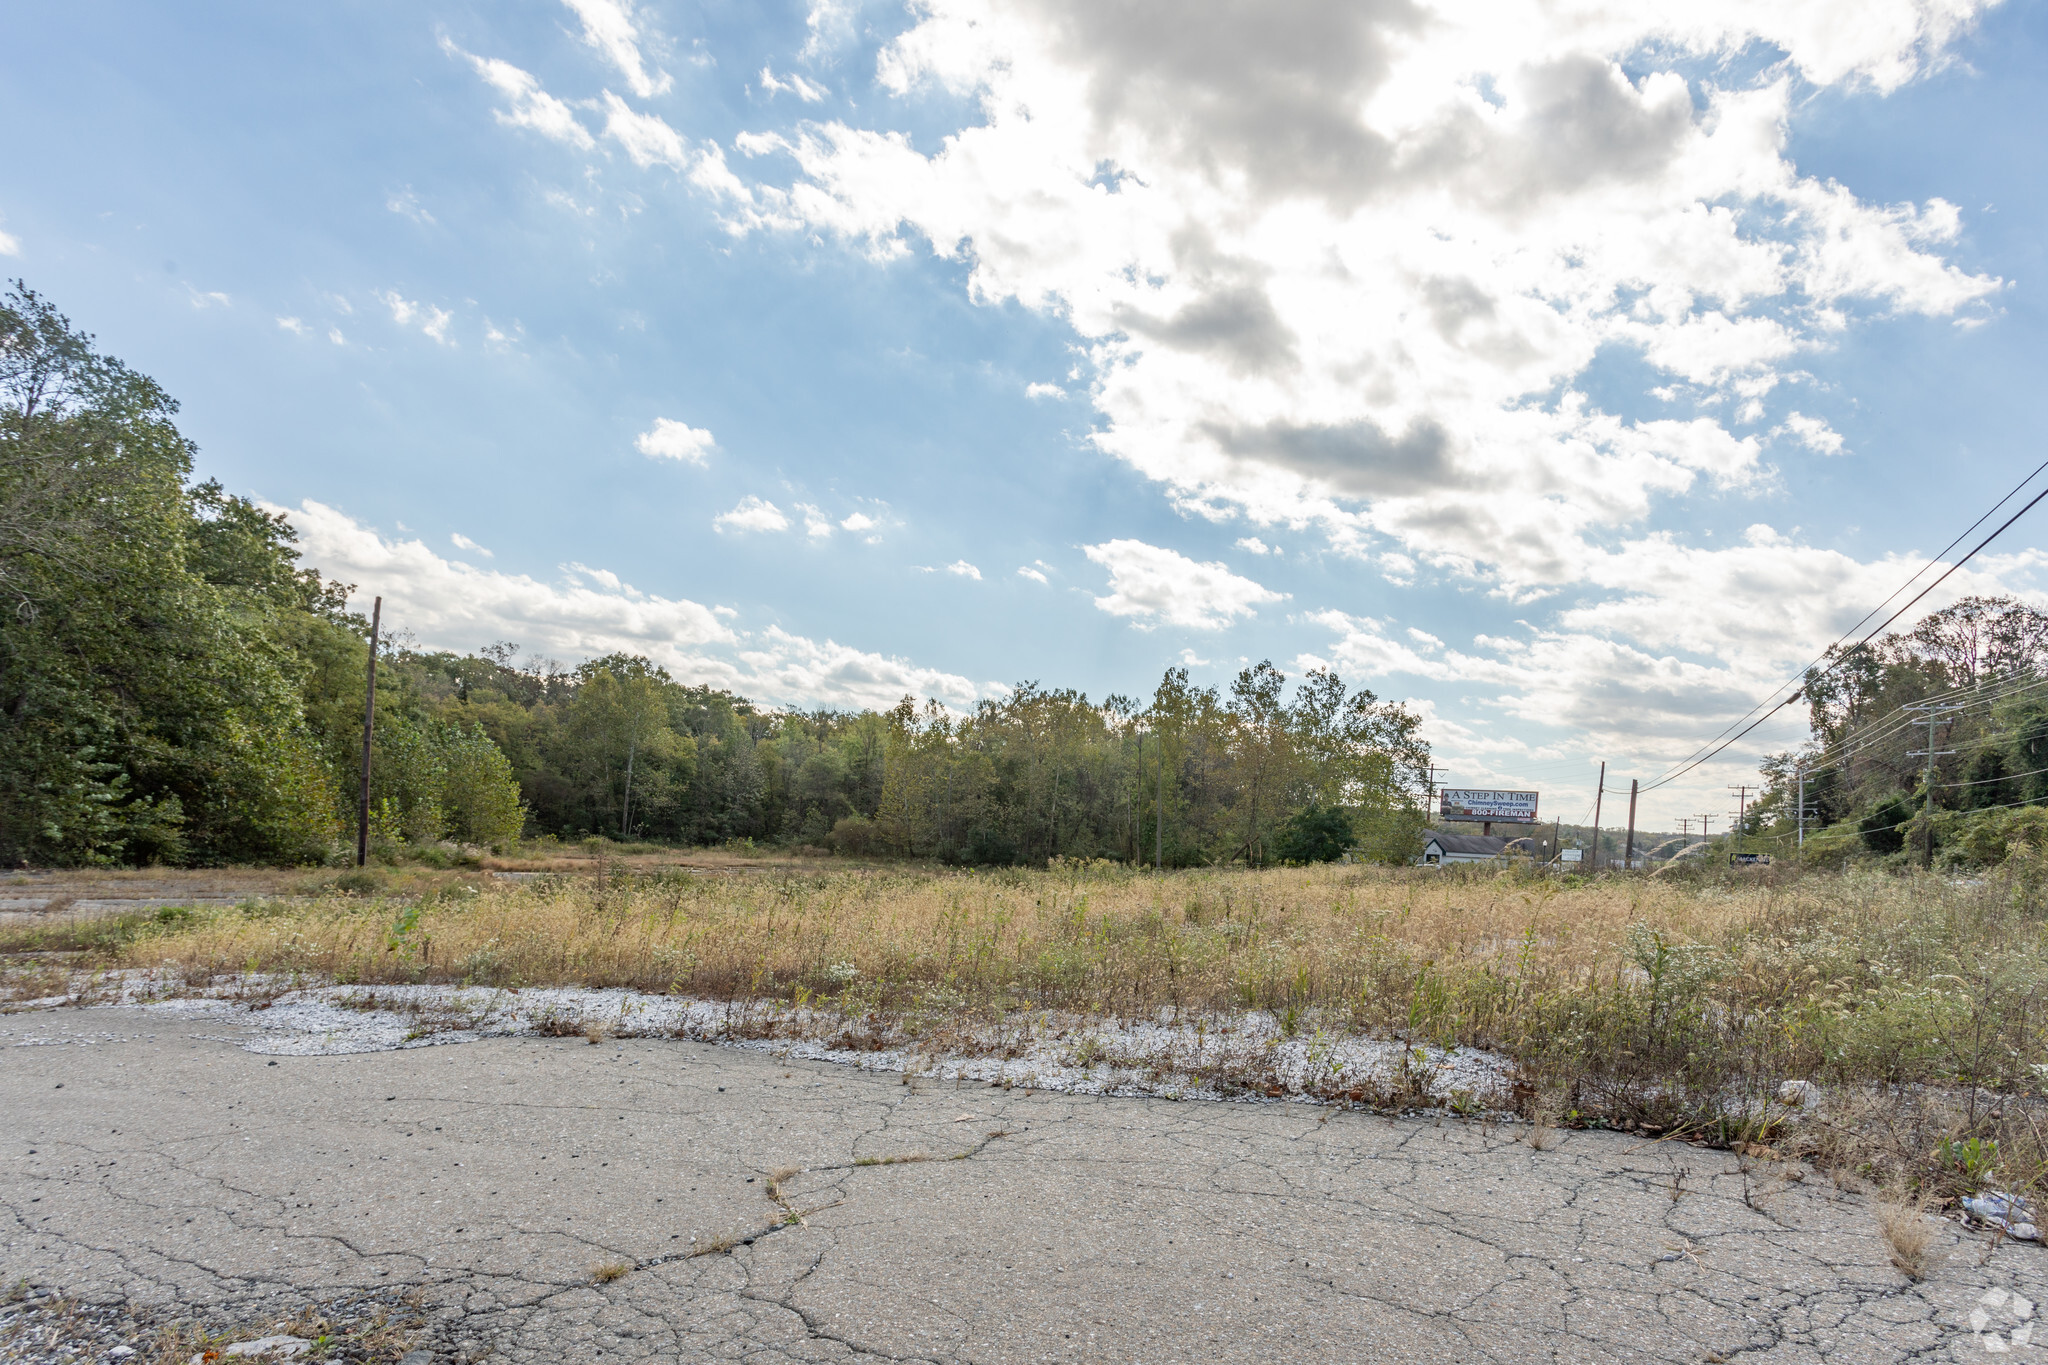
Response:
[1876, 1197, 1944, 1279]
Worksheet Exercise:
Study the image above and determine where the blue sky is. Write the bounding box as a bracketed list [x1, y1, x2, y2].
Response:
[5, 0, 2045, 827]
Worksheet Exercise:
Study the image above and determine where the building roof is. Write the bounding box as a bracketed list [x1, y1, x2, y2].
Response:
[1424, 831, 1510, 856]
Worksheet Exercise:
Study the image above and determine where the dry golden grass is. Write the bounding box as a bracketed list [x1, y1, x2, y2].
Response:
[1876, 1197, 1942, 1279]
[102, 860, 1759, 1014]
[589, 1261, 631, 1284]
[8, 856, 2042, 1196]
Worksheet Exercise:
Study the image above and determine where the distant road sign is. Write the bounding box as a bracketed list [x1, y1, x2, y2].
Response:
[1560, 848, 1582, 863]
[1730, 853, 1773, 866]
[1440, 789, 1540, 823]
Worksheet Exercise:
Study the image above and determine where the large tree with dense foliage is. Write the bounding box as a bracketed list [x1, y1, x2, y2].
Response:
[0, 284, 342, 863]
[0, 284, 526, 865]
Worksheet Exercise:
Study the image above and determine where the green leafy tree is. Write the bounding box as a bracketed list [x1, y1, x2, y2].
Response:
[0, 283, 337, 864]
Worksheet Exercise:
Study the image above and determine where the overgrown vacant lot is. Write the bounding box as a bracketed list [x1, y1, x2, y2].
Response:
[12, 857, 2048, 1202]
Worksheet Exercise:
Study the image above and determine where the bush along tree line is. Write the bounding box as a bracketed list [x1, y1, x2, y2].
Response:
[0, 282, 1435, 867]
[1749, 594, 2048, 868]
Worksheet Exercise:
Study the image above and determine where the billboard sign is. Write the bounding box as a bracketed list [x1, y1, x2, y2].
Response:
[1440, 788, 1540, 824]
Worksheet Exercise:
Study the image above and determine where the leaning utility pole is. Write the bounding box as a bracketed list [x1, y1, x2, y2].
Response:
[1589, 762, 1606, 872]
[355, 596, 382, 869]
[1624, 779, 1639, 872]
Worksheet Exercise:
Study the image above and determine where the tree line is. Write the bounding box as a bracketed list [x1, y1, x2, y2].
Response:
[393, 647, 1433, 866]
[1, 282, 1435, 867]
[1752, 594, 2048, 863]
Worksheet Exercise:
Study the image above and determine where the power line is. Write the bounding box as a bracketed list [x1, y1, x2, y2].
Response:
[1642, 474, 2048, 795]
[1796, 672, 2048, 775]
[1938, 761, 2048, 789]
[1640, 456, 2048, 793]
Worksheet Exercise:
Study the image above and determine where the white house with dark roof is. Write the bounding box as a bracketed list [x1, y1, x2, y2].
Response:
[1419, 830, 1509, 865]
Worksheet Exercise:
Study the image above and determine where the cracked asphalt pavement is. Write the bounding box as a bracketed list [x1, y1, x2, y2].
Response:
[4, 1009, 2042, 1362]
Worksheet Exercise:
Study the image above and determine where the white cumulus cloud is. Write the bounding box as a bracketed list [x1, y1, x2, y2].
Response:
[636, 417, 716, 463]
[714, 495, 791, 533]
[444, 40, 595, 150]
[562, 0, 672, 98]
[1778, 411, 1847, 455]
[450, 532, 494, 558]
[799, 504, 836, 538]
[599, 91, 692, 170]
[282, 500, 976, 709]
[1084, 538, 1284, 630]
[1017, 565, 1048, 583]
[947, 559, 983, 579]
[729, 0, 1999, 600]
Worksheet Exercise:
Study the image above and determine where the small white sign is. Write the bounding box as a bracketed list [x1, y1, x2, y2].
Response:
[1560, 848, 1583, 863]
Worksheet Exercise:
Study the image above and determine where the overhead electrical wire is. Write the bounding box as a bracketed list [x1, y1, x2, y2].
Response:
[1937, 762, 2048, 789]
[1639, 459, 2048, 794]
[1795, 672, 2048, 772]
[1793, 671, 2048, 777]
[1641, 456, 2048, 788]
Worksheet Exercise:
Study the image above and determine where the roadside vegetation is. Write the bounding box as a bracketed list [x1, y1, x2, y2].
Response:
[1739, 593, 2048, 873]
[9, 853, 2037, 1208]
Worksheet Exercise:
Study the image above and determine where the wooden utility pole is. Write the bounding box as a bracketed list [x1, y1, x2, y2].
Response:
[1727, 784, 1754, 858]
[1624, 779, 1639, 872]
[1905, 701, 1961, 866]
[1589, 761, 1606, 872]
[355, 596, 382, 868]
